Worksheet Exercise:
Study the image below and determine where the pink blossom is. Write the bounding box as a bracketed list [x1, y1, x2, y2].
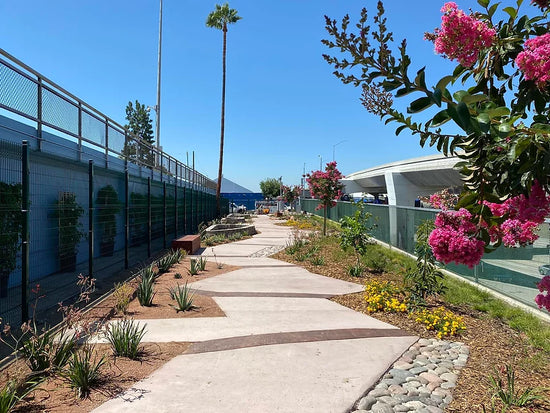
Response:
[428, 2, 496, 67]
[535, 275, 550, 311]
[500, 219, 538, 247]
[429, 208, 485, 268]
[515, 33, 550, 87]
[306, 161, 344, 210]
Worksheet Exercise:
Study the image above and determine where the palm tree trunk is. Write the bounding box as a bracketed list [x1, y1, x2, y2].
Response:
[216, 24, 227, 218]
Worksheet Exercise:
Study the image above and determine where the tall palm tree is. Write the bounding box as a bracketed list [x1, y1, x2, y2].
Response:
[206, 3, 241, 217]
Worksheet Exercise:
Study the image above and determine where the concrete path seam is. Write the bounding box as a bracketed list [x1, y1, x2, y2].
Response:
[185, 328, 416, 355]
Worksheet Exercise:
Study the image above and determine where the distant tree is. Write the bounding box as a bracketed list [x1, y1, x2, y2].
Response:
[206, 3, 242, 217]
[306, 162, 344, 235]
[260, 178, 281, 200]
[123, 100, 155, 166]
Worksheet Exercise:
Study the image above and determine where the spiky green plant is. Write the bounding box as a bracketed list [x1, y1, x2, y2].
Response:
[64, 346, 106, 398]
[137, 275, 155, 307]
[106, 319, 146, 360]
[169, 282, 196, 312]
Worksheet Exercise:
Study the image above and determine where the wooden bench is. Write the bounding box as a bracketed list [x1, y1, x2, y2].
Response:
[171, 235, 201, 255]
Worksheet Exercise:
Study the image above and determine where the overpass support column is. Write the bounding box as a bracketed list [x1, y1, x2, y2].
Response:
[384, 172, 424, 248]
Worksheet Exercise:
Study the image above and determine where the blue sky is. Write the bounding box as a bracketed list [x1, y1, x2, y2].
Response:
[1, 0, 484, 191]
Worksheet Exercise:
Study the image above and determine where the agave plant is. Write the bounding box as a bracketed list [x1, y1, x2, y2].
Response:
[169, 282, 196, 312]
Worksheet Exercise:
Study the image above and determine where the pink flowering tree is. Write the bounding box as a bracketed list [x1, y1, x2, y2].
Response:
[282, 185, 301, 210]
[306, 161, 344, 235]
[323, 0, 550, 311]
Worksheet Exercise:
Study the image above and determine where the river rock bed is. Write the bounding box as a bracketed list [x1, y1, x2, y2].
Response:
[352, 338, 469, 413]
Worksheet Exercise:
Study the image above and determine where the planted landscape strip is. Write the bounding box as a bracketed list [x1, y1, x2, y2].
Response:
[0, 252, 239, 412]
[274, 213, 550, 412]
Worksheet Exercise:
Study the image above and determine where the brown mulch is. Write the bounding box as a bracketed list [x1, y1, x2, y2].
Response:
[14, 342, 190, 413]
[274, 234, 550, 413]
[2, 256, 239, 413]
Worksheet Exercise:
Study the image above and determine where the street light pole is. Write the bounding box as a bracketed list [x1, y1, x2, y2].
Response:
[318, 155, 322, 170]
[155, 0, 163, 154]
[332, 139, 347, 161]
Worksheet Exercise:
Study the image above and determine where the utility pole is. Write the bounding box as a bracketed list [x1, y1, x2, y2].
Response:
[155, 0, 163, 153]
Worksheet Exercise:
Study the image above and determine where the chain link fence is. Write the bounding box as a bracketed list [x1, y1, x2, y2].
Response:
[0, 49, 229, 356]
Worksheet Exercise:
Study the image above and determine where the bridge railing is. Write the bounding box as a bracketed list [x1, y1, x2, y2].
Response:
[0, 48, 216, 193]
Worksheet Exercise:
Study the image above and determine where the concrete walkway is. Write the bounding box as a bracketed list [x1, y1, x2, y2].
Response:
[92, 215, 418, 413]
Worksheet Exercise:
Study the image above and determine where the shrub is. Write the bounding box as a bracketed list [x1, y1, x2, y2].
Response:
[0, 378, 40, 413]
[106, 319, 146, 360]
[169, 282, 196, 312]
[188, 259, 200, 276]
[412, 307, 466, 338]
[347, 264, 364, 277]
[339, 203, 375, 267]
[142, 264, 157, 282]
[405, 220, 446, 308]
[64, 346, 106, 398]
[197, 256, 207, 271]
[363, 252, 389, 274]
[17, 324, 76, 374]
[157, 254, 175, 274]
[310, 255, 325, 266]
[113, 282, 133, 314]
[174, 272, 182, 279]
[173, 248, 186, 263]
[488, 364, 544, 409]
[364, 280, 408, 313]
[137, 275, 155, 307]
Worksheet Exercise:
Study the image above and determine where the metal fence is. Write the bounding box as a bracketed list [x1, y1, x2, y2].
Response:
[302, 199, 549, 314]
[0, 49, 229, 337]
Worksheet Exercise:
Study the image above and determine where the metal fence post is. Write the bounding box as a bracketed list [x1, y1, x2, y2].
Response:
[21, 141, 30, 324]
[147, 177, 151, 258]
[174, 183, 178, 238]
[125, 169, 129, 269]
[88, 160, 94, 279]
[163, 181, 167, 249]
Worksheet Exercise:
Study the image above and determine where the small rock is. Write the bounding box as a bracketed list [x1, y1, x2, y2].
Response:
[388, 384, 408, 395]
[379, 396, 399, 406]
[426, 406, 444, 413]
[371, 402, 394, 413]
[404, 400, 427, 410]
[420, 372, 443, 385]
[410, 366, 428, 375]
[357, 396, 376, 411]
[369, 388, 389, 398]
[394, 405, 411, 412]
[441, 381, 456, 390]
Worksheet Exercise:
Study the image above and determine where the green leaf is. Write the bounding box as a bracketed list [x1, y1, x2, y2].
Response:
[453, 90, 469, 102]
[503, 6, 517, 19]
[457, 102, 472, 130]
[457, 191, 478, 209]
[531, 123, 550, 133]
[498, 123, 512, 134]
[488, 2, 500, 17]
[414, 67, 426, 89]
[395, 87, 414, 97]
[382, 80, 401, 92]
[478, 0, 489, 7]
[476, 113, 490, 124]
[462, 94, 488, 104]
[432, 88, 442, 106]
[395, 125, 408, 136]
[407, 97, 433, 113]
[436, 75, 455, 92]
[487, 107, 510, 119]
[431, 110, 450, 127]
